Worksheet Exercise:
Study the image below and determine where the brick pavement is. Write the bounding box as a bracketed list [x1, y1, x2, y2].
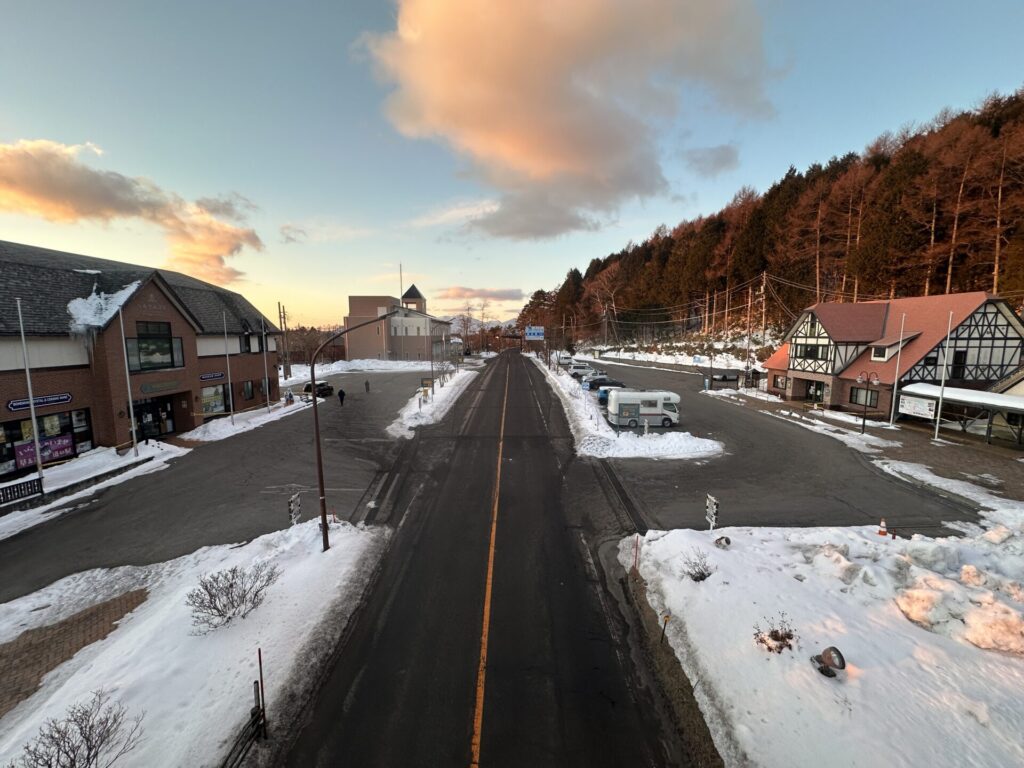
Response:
[0, 589, 148, 720]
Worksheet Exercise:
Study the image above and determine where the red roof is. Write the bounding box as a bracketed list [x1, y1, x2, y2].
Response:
[811, 302, 887, 342]
[837, 292, 993, 384]
[763, 342, 790, 371]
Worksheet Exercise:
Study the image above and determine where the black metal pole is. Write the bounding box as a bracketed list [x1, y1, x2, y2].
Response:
[309, 310, 400, 552]
[862, 388, 868, 435]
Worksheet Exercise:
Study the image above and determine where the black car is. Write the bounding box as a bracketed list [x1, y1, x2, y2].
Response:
[583, 376, 624, 390]
[303, 381, 334, 397]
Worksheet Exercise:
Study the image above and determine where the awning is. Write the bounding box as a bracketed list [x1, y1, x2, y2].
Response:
[900, 382, 1024, 415]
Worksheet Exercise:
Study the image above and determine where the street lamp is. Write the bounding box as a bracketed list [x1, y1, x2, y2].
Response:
[309, 308, 401, 552]
[855, 371, 879, 435]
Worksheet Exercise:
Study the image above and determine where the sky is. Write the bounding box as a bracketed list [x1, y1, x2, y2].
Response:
[2, 0, 1023, 327]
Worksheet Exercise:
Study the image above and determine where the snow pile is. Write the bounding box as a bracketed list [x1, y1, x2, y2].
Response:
[177, 399, 312, 442]
[386, 369, 479, 438]
[0, 520, 387, 768]
[0, 443, 189, 542]
[599, 346, 763, 372]
[627, 495, 1024, 767]
[816, 408, 900, 430]
[532, 356, 723, 460]
[279, 359, 434, 386]
[702, 386, 782, 403]
[67, 281, 140, 332]
[766, 409, 902, 454]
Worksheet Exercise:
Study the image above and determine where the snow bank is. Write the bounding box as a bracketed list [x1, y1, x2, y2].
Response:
[280, 359, 433, 386]
[177, 398, 313, 442]
[765, 409, 902, 454]
[0, 520, 388, 768]
[0, 443, 189, 542]
[386, 368, 478, 438]
[532, 356, 723, 460]
[701, 386, 782, 403]
[598, 346, 764, 372]
[627, 469, 1024, 768]
[67, 281, 140, 332]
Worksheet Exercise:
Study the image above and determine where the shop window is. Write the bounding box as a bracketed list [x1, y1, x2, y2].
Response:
[201, 385, 228, 414]
[773, 375, 788, 389]
[849, 387, 878, 408]
[127, 322, 184, 371]
[243, 380, 254, 400]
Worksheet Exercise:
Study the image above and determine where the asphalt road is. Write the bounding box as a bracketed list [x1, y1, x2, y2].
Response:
[285, 351, 676, 767]
[0, 369, 426, 604]
[588, 358, 973, 535]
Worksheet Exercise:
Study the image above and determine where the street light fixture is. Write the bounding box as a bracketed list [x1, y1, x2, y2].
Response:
[308, 308, 401, 552]
[855, 370, 879, 435]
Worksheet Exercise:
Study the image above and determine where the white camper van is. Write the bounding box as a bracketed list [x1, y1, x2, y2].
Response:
[607, 390, 681, 428]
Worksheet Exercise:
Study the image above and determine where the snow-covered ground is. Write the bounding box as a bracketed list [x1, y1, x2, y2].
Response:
[279, 359, 434, 387]
[532, 355, 723, 460]
[386, 368, 479, 438]
[177, 398, 316, 442]
[0, 442, 190, 543]
[627, 466, 1024, 767]
[702, 386, 782, 403]
[597, 346, 765, 372]
[0, 520, 387, 768]
[765, 408, 903, 454]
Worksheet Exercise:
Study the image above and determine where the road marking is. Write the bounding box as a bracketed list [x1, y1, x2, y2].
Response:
[470, 358, 510, 767]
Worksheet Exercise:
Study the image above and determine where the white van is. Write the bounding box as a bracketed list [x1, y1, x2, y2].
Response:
[607, 389, 681, 428]
[568, 362, 596, 379]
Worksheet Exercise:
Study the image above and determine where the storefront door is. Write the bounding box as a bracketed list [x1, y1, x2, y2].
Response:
[806, 380, 825, 403]
[133, 396, 177, 439]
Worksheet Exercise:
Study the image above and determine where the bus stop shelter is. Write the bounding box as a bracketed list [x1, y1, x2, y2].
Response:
[899, 382, 1024, 446]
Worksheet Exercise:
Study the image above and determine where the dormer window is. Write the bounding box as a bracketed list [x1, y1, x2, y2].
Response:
[871, 346, 887, 361]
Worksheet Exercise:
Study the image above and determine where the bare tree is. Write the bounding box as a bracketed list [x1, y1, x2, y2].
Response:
[11, 690, 144, 768]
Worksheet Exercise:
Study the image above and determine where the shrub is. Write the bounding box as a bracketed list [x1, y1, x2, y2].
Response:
[9, 690, 143, 768]
[681, 548, 716, 582]
[186, 561, 281, 633]
[753, 612, 798, 653]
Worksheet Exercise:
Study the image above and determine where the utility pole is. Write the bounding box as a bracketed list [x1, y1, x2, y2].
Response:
[603, 310, 608, 347]
[278, 302, 292, 379]
[761, 272, 767, 341]
[703, 288, 709, 334]
[745, 285, 753, 376]
[711, 291, 718, 335]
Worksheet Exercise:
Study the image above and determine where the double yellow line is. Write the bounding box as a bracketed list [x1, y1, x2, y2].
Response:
[469, 360, 511, 767]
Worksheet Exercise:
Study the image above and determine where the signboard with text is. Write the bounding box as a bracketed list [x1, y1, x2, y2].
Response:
[899, 394, 936, 419]
[525, 326, 545, 341]
[6, 393, 73, 412]
[15, 435, 75, 468]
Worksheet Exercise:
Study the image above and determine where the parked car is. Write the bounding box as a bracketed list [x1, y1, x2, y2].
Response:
[582, 375, 623, 391]
[597, 384, 625, 406]
[568, 362, 596, 379]
[303, 381, 334, 397]
[711, 370, 740, 382]
[556, 353, 573, 365]
[607, 389, 681, 428]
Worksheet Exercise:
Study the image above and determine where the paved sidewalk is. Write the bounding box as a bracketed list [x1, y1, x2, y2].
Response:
[0, 590, 148, 720]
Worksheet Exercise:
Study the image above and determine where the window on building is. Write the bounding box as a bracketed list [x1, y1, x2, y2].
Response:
[871, 346, 887, 361]
[924, 354, 938, 367]
[773, 375, 788, 389]
[793, 344, 821, 360]
[849, 387, 878, 408]
[127, 322, 184, 372]
[243, 380, 254, 400]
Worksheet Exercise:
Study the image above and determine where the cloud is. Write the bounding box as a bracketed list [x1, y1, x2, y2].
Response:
[406, 199, 499, 228]
[683, 143, 740, 178]
[196, 192, 258, 222]
[0, 139, 261, 283]
[435, 286, 525, 301]
[365, 0, 771, 239]
[279, 224, 308, 244]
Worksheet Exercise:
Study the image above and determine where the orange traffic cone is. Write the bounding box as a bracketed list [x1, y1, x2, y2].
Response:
[877, 518, 888, 536]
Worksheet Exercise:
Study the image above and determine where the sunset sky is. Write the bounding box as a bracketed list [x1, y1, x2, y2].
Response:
[2, 0, 1023, 326]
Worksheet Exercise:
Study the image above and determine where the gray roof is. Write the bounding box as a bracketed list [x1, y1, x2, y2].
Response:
[402, 284, 425, 300]
[0, 240, 279, 337]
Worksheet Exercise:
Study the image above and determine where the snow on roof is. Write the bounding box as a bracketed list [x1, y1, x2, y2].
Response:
[900, 382, 1024, 413]
[67, 281, 141, 333]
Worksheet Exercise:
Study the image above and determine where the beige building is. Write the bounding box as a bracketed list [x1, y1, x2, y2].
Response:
[344, 286, 452, 361]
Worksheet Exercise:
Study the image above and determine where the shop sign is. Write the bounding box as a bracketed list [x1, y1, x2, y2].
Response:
[15, 434, 75, 468]
[6, 393, 73, 412]
[200, 372, 225, 381]
[899, 395, 936, 419]
[140, 380, 180, 394]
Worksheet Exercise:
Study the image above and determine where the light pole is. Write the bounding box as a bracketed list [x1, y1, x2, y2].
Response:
[309, 308, 401, 551]
[855, 371, 879, 435]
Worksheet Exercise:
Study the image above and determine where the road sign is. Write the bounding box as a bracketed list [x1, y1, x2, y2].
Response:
[288, 493, 301, 525]
[525, 325, 545, 341]
[706, 493, 719, 531]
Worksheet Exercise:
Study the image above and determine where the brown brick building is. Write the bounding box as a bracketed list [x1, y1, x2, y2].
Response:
[343, 285, 452, 361]
[1, 241, 280, 482]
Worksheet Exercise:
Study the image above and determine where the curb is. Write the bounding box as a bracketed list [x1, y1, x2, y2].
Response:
[0, 457, 155, 517]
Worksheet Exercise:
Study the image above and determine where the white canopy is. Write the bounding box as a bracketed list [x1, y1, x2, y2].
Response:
[900, 382, 1024, 414]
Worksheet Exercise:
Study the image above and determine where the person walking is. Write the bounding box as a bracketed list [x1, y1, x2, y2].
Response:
[364, 380, 370, 393]
[338, 388, 346, 407]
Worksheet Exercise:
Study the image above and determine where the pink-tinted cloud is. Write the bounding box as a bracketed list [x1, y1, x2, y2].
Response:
[435, 286, 525, 301]
[0, 139, 261, 282]
[366, 0, 771, 238]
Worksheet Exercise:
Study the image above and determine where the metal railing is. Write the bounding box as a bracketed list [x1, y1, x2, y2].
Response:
[0, 477, 43, 505]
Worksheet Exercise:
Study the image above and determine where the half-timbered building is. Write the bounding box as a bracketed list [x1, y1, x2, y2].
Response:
[765, 292, 1024, 418]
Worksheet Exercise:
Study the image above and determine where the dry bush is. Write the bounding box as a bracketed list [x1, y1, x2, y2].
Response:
[8, 690, 143, 768]
[753, 612, 798, 653]
[186, 561, 281, 633]
[681, 548, 716, 582]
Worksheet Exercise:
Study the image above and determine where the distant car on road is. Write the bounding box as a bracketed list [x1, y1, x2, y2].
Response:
[303, 381, 334, 397]
[712, 371, 740, 382]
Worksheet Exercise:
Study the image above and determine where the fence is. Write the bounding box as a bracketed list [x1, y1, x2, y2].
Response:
[0, 477, 43, 505]
[220, 650, 267, 768]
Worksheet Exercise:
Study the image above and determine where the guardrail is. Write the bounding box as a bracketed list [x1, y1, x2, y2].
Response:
[0, 477, 43, 505]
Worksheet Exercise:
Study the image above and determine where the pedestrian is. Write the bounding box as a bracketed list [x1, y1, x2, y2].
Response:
[338, 388, 346, 407]
[364, 380, 370, 393]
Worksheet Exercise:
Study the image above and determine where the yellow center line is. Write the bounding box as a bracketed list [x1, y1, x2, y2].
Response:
[470, 358, 511, 767]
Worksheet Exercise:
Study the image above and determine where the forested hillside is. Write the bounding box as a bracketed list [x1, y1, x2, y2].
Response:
[517, 88, 1024, 346]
